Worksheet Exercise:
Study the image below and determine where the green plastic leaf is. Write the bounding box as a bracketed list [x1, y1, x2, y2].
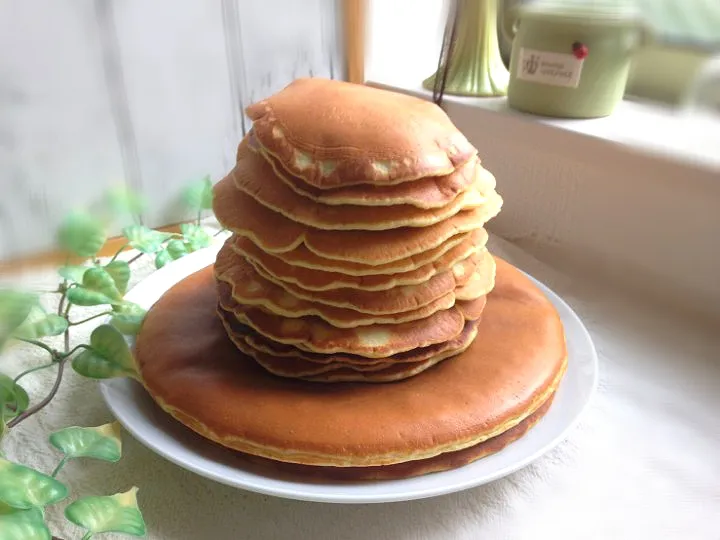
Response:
[122, 225, 173, 255]
[83, 268, 122, 301]
[110, 303, 146, 336]
[104, 260, 130, 294]
[154, 249, 172, 269]
[72, 325, 137, 380]
[0, 291, 37, 326]
[0, 374, 29, 420]
[166, 239, 189, 259]
[0, 458, 68, 510]
[66, 287, 113, 307]
[155, 238, 190, 269]
[182, 175, 213, 212]
[49, 422, 122, 463]
[67, 268, 123, 307]
[57, 211, 107, 258]
[180, 223, 211, 252]
[0, 291, 37, 348]
[13, 306, 68, 340]
[0, 503, 51, 540]
[58, 265, 87, 283]
[65, 487, 146, 537]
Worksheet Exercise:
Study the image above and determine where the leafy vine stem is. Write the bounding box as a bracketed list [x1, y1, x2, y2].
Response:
[0, 177, 215, 539]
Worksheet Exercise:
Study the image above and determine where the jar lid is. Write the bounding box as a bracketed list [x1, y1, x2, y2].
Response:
[520, 0, 642, 24]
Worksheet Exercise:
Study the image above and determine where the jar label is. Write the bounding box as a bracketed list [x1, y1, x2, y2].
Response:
[517, 48, 584, 88]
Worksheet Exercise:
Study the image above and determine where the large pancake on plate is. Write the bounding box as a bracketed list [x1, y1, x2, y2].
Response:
[236, 392, 555, 480]
[245, 78, 477, 189]
[232, 140, 489, 231]
[213, 175, 502, 263]
[214, 241, 461, 327]
[216, 281, 486, 357]
[231, 228, 487, 291]
[135, 257, 567, 468]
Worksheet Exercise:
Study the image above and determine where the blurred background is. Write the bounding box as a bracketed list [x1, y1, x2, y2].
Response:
[0, 0, 344, 262]
[0, 0, 718, 263]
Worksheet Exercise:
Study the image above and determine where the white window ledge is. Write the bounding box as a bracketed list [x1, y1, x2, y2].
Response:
[366, 79, 720, 323]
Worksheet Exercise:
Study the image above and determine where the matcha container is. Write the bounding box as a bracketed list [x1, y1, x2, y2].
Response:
[504, 0, 650, 118]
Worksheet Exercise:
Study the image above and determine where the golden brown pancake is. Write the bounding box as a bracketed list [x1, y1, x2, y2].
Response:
[244, 346, 467, 382]
[230, 318, 480, 367]
[217, 311, 396, 373]
[234, 393, 555, 481]
[217, 280, 486, 357]
[217, 238, 487, 315]
[257, 140, 493, 209]
[135, 257, 567, 467]
[212, 175, 502, 263]
[455, 251, 497, 301]
[217, 309, 478, 382]
[247, 249, 493, 314]
[231, 229, 487, 291]
[246, 78, 477, 189]
[232, 141, 489, 231]
[239, 228, 488, 277]
[214, 241, 461, 327]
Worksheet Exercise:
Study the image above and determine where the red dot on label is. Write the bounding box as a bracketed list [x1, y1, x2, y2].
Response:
[572, 43, 589, 60]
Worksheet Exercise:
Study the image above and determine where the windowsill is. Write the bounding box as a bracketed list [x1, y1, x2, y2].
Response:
[364, 0, 720, 173]
[367, 79, 720, 173]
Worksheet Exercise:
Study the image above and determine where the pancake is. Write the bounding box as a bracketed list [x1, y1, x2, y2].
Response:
[216, 281, 486, 357]
[214, 241, 460, 327]
[213, 174, 502, 263]
[234, 392, 555, 481]
[135, 257, 567, 468]
[258, 141, 494, 209]
[231, 228, 487, 291]
[217, 309, 477, 382]
[246, 78, 477, 189]
[248, 250, 493, 314]
[217, 311, 395, 373]
[243, 344, 467, 382]
[232, 141, 489, 231]
[235, 319, 480, 367]
[247, 228, 487, 277]
[455, 250, 497, 301]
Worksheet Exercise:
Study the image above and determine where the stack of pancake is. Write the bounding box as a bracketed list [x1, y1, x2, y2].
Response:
[134, 79, 567, 480]
[211, 78, 503, 382]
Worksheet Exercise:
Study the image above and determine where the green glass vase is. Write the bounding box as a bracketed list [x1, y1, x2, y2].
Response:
[423, 0, 510, 97]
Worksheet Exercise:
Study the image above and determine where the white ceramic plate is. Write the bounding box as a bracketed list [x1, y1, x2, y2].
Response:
[101, 245, 598, 504]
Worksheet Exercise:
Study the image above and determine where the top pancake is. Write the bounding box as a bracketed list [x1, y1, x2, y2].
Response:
[246, 78, 477, 189]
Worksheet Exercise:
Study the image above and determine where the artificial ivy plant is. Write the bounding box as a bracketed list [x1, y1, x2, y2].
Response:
[0, 175, 216, 539]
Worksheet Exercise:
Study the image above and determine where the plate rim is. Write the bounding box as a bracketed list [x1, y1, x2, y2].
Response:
[101, 246, 598, 504]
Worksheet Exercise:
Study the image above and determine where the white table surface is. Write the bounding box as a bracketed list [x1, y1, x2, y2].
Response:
[3, 233, 719, 540]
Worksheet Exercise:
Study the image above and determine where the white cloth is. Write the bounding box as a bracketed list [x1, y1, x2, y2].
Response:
[3, 234, 719, 540]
